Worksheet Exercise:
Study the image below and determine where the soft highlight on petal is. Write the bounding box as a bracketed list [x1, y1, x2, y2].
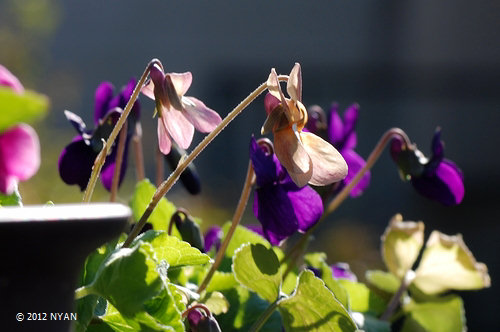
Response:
[182, 97, 222, 132]
[286, 63, 302, 102]
[0, 64, 24, 93]
[169, 72, 192, 96]
[301, 132, 348, 186]
[163, 106, 195, 150]
[157, 117, 172, 155]
[274, 128, 312, 187]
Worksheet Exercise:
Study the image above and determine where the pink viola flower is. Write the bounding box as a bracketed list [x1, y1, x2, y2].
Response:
[142, 63, 222, 154]
[262, 63, 348, 187]
[0, 65, 40, 194]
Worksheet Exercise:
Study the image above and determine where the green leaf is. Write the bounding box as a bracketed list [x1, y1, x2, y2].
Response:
[129, 179, 180, 237]
[75, 242, 116, 332]
[200, 291, 230, 315]
[135, 230, 210, 268]
[89, 243, 163, 317]
[143, 286, 184, 332]
[413, 231, 490, 295]
[0, 186, 22, 206]
[232, 243, 282, 303]
[100, 302, 175, 332]
[304, 252, 350, 309]
[382, 214, 424, 279]
[402, 295, 466, 332]
[205, 271, 238, 293]
[216, 285, 283, 331]
[365, 270, 401, 294]
[278, 270, 357, 331]
[338, 280, 387, 316]
[0, 87, 49, 131]
[222, 222, 270, 257]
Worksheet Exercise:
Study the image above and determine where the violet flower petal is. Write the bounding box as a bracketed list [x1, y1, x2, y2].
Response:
[58, 136, 96, 191]
[100, 136, 130, 191]
[253, 186, 298, 245]
[281, 181, 323, 232]
[163, 106, 194, 150]
[328, 104, 343, 145]
[204, 226, 223, 252]
[0, 65, 24, 93]
[331, 263, 357, 282]
[411, 159, 465, 206]
[249, 137, 278, 187]
[342, 149, 371, 197]
[0, 124, 40, 194]
[94, 82, 114, 126]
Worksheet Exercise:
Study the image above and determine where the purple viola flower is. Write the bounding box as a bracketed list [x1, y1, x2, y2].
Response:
[204, 226, 223, 253]
[0, 65, 40, 194]
[58, 79, 140, 191]
[331, 262, 357, 282]
[306, 103, 371, 197]
[391, 128, 464, 206]
[0, 124, 40, 194]
[250, 137, 323, 245]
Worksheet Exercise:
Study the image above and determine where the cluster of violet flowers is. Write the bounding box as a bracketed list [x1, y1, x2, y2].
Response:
[0, 60, 472, 330]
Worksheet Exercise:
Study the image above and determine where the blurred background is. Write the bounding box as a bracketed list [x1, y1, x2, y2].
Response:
[1, 0, 498, 329]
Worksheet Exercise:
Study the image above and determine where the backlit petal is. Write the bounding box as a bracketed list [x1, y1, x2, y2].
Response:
[301, 131, 348, 186]
[342, 149, 370, 197]
[157, 117, 172, 154]
[0, 124, 40, 181]
[282, 181, 323, 232]
[0, 65, 24, 93]
[182, 96, 222, 132]
[169, 72, 192, 96]
[141, 79, 155, 100]
[274, 127, 312, 187]
[163, 107, 194, 150]
[286, 63, 302, 102]
[264, 93, 280, 115]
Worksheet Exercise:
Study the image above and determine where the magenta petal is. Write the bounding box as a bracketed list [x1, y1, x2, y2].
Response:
[204, 226, 223, 252]
[341, 103, 359, 140]
[328, 104, 343, 145]
[342, 149, 370, 197]
[94, 82, 114, 125]
[0, 65, 24, 93]
[411, 159, 464, 206]
[264, 93, 281, 115]
[157, 118, 172, 154]
[0, 124, 40, 182]
[182, 97, 222, 133]
[282, 181, 323, 232]
[58, 136, 96, 191]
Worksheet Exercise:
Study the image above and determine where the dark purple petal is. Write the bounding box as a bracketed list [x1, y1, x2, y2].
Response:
[94, 82, 114, 126]
[390, 136, 405, 162]
[64, 110, 88, 136]
[342, 149, 371, 197]
[341, 103, 359, 141]
[281, 180, 323, 232]
[249, 137, 278, 187]
[253, 186, 298, 245]
[305, 105, 326, 135]
[204, 226, 223, 252]
[328, 104, 343, 145]
[411, 159, 465, 206]
[58, 136, 97, 191]
[187, 309, 203, 327]
[100, 136, 130, 191]
[331, 263, 357, 282]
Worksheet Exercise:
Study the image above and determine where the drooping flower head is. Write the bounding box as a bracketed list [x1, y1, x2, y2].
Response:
[390, 128, 464, 205]
[306, 103, 371, 197]
[262, 63, 347, 187]
[142, 63, 222, 155]
[250, 137, 323, 245]
[58, 79, 140, 191]
[0, 65, 40, 194]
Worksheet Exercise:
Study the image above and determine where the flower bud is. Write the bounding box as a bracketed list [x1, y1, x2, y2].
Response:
[171, 209, 204, 252]
[165, 143, 201, 195]
[186, 307, 221, 332]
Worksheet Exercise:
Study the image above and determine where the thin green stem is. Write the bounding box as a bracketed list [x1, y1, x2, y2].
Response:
[281, 128, 412, 265]
[197, 161, 255, 294]
[74, 285, 94, 300]
[249, 298, 280, 332]
[110, 120, 128, 202]
[83, 58, 161, 202]
[122, 75, 288, 248]
[381, 270, 416, 321]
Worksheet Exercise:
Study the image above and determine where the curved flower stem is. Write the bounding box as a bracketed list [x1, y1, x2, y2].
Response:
[381, 270, 416, 321]
[110, 121, 128, 202]
[249, 298, 280, 332]
[82, 140, 108, 203]
[197, 161, 255, 294]
[83, 58, 162, 202]
[281, 128, 412, 266]
[133, 122, 145, 181]
[122, 75, 289, 248]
